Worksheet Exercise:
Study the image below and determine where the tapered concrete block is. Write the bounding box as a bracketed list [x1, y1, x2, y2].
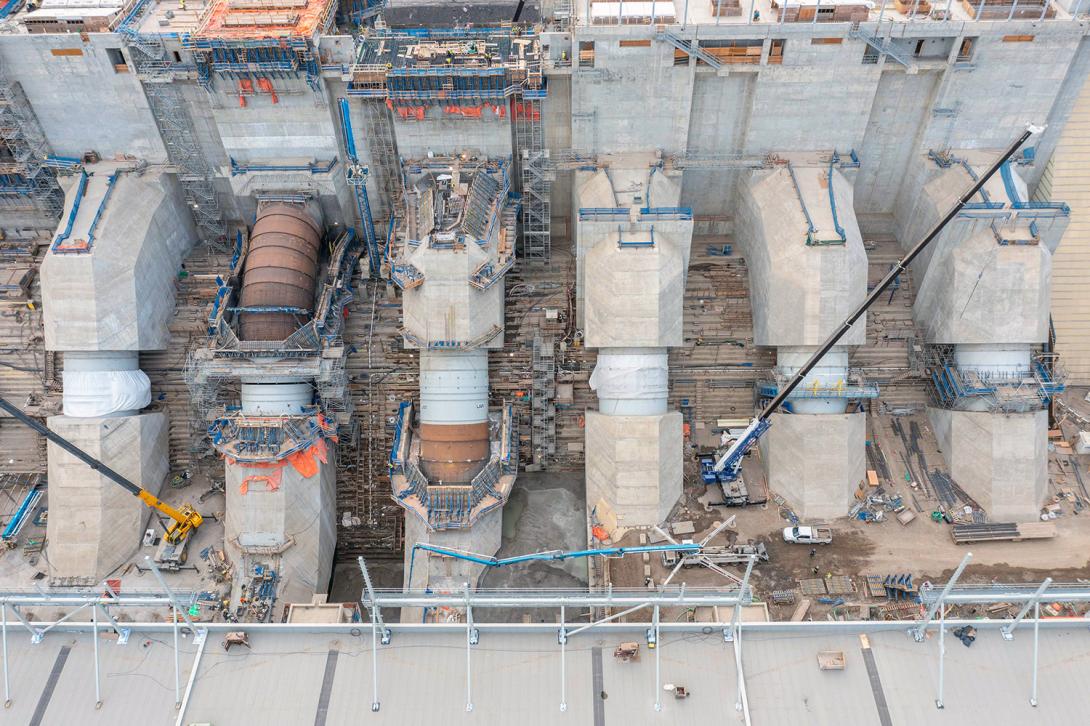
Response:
[929, 408, 1047, 521]
[45, 412, 168, 584]
[761, 412, 865, 520]
[225, 456, 337, 603]
[585, 410, 683, 528]
[402, 507, 503, 592]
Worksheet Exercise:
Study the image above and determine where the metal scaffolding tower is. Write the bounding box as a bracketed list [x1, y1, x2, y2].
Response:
[531, 335, 556, 464]
[360, 98, 402, 223]
[0, 62, 64, 221]
[141, 78, 227, 244]
[122, 36, 228, 246]
[513, 93, 551, 262]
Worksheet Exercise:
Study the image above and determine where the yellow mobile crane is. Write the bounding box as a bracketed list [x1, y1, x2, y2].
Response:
[0, 395, 203, 568]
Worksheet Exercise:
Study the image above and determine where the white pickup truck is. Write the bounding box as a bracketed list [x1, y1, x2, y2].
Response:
[782, 525, 833, 545]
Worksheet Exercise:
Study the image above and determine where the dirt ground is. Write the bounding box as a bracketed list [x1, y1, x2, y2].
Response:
[607, 394, 1090, 622]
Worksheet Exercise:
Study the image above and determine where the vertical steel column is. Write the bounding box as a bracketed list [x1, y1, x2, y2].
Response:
[359, 556, 386, 713]
[716, 0, 722, 23]
[683, 0, 690, 28]
[370, 609, 381, 712]
[914, 552, 971, 641]
[877, 0, 888, 26]
[92, 605, 102, 709]
[174, 627, 209, 726]
[944, 0, 953, 19]
[147, 558, 194, 707]
[935, 605, 946, 709]
[2, 604, 9, 708]
[812, 0, 820, 22]
[465, 584, 474, 713]
[170, 598, 180, 707]
[748, 0, 755, 22]
[733, 620, 751, 723]
[1038, 0, 1047, 18]
[1002, 578, 1051, 640]
[1030, 601, 1041, 707]
[559, 605, 567, 712]
[1007, 0, 1018, 20]
[653, 605, 662, 712]
[911, 0, 921, 17]
[975, 0, 986, 19]
[147, 558, 198, 633]
[1074, 0, 1086, 18]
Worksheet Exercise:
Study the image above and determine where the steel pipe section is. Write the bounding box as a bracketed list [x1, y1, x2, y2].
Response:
[589, 348, 669, 416]
[61, 351, 151, 418]
[776, 347, 850, 414]
[418, 350, 490, 483]
[238, 203, 322, 342]
[954, 344, 1031, 376]
[240, 381, 314, 416]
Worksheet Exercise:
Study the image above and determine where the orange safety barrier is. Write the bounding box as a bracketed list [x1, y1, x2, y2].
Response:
[591, 525, 609, 542]
[239, 467, 282, 495]
[256, 77, 278, 104]
[238, 78, 254, 108]
[511, 100, 540, 121]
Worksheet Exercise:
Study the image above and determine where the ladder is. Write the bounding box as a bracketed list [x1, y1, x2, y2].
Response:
[139, 74, 228, 246]
[513, 95, 551, 262]
[531, 336, 556, 463]
[361, 98, 402, 224]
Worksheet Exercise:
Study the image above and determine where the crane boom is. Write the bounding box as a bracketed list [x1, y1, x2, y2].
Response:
[0, 395, 202, 543]
[713, 124, 1043, 477]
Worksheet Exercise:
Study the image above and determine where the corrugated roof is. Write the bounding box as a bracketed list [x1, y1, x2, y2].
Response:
[5, 625, 1090, 724]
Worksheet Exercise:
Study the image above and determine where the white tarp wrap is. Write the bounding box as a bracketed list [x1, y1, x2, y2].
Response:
[62, 369, 151, 417]
[591, 351, 669, 416]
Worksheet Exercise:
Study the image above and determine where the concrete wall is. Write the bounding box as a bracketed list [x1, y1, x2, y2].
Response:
[41, 170, 196, 351]
[225, 457, 338, 604]
[736, 166, 867, 347]
[929, 407, 1048, 521]
[558, 22, 1089, 226]
[569, 31, 693, 153]
[0, 33, 165, 161]
[45, 413, 168, 583]
[403, 509, 503, 592]
[209, 79, 340, 164]
[760, 412, 865, 520]
[585, 410, 682, 528]
[392, 109, 513, 159]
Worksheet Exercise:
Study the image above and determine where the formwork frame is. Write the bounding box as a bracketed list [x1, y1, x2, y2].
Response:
[0, 63, 64, 221]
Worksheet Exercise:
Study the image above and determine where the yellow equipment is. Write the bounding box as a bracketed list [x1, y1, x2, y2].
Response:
[0, 395, 202, 554]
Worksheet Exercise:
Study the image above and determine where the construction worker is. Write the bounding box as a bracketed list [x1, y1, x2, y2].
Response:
[446, 50, 454, 66]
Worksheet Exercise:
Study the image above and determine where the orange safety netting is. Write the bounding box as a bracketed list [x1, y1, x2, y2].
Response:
[440, 104, 506, 119]
[226, 434, 337, 492]
[395, 105, 426, 121]
[240, 467, 282, 494]
[256, 77, 278, 104]
[193, 0, 336, 41]
[510, 100, 540, 121]
[238, 78, 254, 107]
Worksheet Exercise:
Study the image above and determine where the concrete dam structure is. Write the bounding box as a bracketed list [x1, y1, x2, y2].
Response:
[0, 0, 1089, 700]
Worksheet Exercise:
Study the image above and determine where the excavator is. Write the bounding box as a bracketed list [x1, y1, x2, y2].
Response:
[0, 395, 203, 569]
[710, 124, 1044, 485]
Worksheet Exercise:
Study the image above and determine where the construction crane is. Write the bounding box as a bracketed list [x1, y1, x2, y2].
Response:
[0, 395, 203, 568]
[712, 123, 1045, 482]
